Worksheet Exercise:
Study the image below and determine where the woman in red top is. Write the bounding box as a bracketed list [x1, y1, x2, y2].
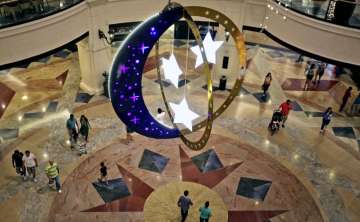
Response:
[279, 100, 292, 128]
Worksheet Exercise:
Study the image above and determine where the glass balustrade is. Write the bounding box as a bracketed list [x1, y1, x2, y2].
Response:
[0, 0, 83, 28]
[275, 0, 360, 28]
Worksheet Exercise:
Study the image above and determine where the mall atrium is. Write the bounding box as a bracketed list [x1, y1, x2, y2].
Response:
[0, 0, 359, 222]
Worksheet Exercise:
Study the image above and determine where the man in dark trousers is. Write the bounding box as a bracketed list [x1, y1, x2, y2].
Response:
[12, 150, 25, 178]
[178, 190, 193, 222]
[279, 99, 293, 128]
[339, 87, 352, 112]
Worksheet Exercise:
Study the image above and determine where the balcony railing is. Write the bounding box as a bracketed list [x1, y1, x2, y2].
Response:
[275, 0, 360, 28]
[0, 0, 84, 29]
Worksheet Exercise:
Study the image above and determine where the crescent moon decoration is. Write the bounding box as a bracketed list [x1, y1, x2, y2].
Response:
[109, 2, 246, 149]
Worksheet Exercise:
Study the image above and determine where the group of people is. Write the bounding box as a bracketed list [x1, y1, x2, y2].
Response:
[66, 114, 91, 153]
[303, 62, 326, 90]
[12, 150, 62, 193]
[9, 113, 92, 193]
[178, 190, 212, 222]
[268, 87, 354, 135]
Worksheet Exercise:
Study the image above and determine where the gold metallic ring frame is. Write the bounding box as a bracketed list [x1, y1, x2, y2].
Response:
[156, 4, 247, 151]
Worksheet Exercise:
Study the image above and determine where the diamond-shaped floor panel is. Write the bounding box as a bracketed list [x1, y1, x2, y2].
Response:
[236, 177, 272, 201]
[332, 127, 356, 139]
[138, 149, 169, 173]
[191, 149, 223, 173]
[253, 92, 270, 103]
[0, 128, 19, 140]
[23, 112, 45, 119]
[47, 101, 58, 112]
[92, 178, 131, 203]
[75, 93, 93, 103]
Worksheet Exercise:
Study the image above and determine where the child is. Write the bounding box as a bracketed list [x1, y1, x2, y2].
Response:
[77, 134, 87, 156]
[99, 162, 108, 184]
[269, 109, 282, 135]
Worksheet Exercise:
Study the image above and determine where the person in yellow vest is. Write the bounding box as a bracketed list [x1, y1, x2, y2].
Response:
[45, 160, 62, 193]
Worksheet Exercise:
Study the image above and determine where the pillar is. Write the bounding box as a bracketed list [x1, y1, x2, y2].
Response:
[77, 0, 112, 95]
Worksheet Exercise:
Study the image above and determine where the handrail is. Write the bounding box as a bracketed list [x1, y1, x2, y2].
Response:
[0, 0, 84, 29]
[273, 0, 360, 29]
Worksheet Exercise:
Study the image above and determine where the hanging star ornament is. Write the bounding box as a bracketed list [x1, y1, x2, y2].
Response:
[161, 53, 183, 88]
[169, 98, 199, 131]
[191, 32, 223, 68]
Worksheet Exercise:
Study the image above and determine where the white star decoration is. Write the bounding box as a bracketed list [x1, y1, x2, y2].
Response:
[191, 32, 223, 68]
[170, 98, 199, 131]
[161, 53, 183, 88]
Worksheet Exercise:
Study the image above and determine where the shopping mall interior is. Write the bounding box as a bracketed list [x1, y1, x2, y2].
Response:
[0, 0, 360, 221]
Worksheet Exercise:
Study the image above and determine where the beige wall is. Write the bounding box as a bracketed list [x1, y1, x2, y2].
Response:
[265, 1, 360, 66]
[0, 2, 90, 65]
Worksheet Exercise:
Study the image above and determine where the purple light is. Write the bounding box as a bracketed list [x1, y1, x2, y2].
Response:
[118, 64, 129, 74]
[130, 93, 140, 102]
[127, 112, 131, 116]
[131, 116, 140, 124]
[145, 127, 149, 131]
[128, 86, 132, 90]
[150, 27, 157, 36]
[135, 59, 140, 64]
[140, 43, 149, 54]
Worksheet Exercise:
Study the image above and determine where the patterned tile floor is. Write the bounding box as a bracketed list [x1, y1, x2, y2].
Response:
[0, 39, 359, 222]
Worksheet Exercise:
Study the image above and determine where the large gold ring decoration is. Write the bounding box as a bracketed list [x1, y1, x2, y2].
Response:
[156, 5, 247, 150]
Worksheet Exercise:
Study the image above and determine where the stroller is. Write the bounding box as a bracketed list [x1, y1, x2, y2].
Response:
[269, 109, 283, 135]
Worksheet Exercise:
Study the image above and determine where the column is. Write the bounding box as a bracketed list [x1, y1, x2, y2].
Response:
[77, 0, 112, 95]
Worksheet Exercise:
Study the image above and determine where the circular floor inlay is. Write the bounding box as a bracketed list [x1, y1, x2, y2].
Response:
[143, 181, 228, 222]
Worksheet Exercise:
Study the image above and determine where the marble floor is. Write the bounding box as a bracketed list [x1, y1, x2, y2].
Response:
[0, 34, 360, 222]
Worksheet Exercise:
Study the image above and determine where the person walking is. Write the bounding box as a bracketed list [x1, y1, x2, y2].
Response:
[12, 150, 25, 178]
[45, 160, 62, 193]
[320, 107, 333, 134]
[303, 63, 315, 90]
[314, 63, 326, 85]
[22, 150, 38, 182]
[279, 100, 293, 128]
[156, 108, 166, 124]
[66, 114, 79, 148]
[199, 201, 212, 222]
[125, 126, 134, 144]
[239, 66, 246, 78]
[178, 190, 193, 222]
[99, 162, 108, 184]
[339, 86, 353, 112]
[262, 72, 272, 98]
[79, 115, 91, 142]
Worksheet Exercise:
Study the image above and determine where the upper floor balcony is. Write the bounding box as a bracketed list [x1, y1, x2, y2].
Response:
[0, 0, 83, 28]
[275, 0, 360, 29]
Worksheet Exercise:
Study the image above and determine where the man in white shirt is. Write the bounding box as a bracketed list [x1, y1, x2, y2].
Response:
[22, 150, 38, 182]
[239, 66, 246, 79]
[156, 108, 166, 125]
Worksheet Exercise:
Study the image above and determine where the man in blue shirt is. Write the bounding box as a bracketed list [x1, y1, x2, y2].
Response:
[177, 190, 193, 222]
[66, 114, 79, 148]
